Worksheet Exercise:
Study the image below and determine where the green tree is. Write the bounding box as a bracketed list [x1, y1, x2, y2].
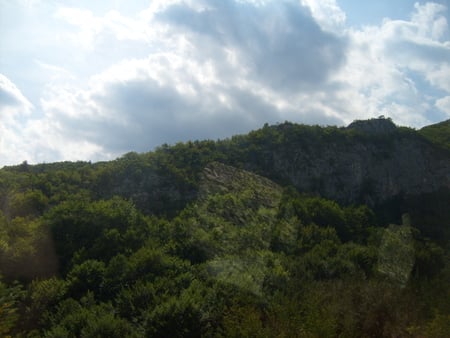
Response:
[0, 279, 23, 337]
[67, 260, 106, 299]
[8, 189, 49, 218]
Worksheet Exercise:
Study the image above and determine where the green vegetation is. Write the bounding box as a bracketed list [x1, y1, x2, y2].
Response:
[1, 121, 449, 337]
[420, 119, 450, 151]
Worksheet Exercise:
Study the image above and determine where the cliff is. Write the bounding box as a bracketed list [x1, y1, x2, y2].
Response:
[247, 120, 450, 205]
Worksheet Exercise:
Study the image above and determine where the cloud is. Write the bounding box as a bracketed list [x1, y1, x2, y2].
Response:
[40, 51, 341, 157]
[381, 3, 450, 95]
[410, 2, 449, 41]
[55, 7, 156, 49]
[0, 74, 33, 118]
[1, 0, 450, 166]
[157, 0, 347, 92]
[26, 0, 347, 161]
[436, 96, 450, 116]
[327, 2, 450, 126]
[300, 0, 346, 32]
[0, 74, 34, 165]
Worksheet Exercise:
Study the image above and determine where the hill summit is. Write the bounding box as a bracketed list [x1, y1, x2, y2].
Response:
[347, 116, 397, 134]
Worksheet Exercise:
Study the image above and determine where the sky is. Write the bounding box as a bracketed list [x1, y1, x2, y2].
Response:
[0, 0, 449, 166]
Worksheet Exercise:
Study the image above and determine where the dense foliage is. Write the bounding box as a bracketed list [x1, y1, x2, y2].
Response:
[420, 119, 450, 151]
[1, 121, 449, 337]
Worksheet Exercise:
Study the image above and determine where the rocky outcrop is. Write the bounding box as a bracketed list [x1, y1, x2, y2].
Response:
[242, 122, 450, 206]
[279, 140, 448, 204]
[200, 161, 282, 208]
[347, 117, 397, 134]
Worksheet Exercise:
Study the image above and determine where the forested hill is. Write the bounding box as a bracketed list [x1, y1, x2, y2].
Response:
[1, 118, 450, 236]
[1, 118, 450, 337]
[2, 117, 449, 221]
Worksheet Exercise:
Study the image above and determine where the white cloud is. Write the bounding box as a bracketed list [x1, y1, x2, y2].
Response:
[16, 0, 42, 10]
[0, 74, 35, 165]
[301, 0, 346, 32]
[327, 2, 450, 126]
[411, 2, 448, 41]
[1, 1, 450, 166]
[0, 74, 33, 118]
[22, 0, 345, 161]
[436, 96, 450, 116]
[55, 5, 168, 50]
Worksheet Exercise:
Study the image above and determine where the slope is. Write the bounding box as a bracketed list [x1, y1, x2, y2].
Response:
[419, 119, 450, 151]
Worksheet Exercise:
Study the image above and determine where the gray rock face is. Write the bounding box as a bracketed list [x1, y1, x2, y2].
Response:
[347, 117, 397, 134]
[265, 128, 450, 205]
[200, 161, 282, 208]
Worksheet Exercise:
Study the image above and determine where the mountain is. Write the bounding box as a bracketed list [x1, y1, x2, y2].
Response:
[2, 117, 449, 219]
[241, 118, 449, 205]
[2, 117, 449, 242]
[1, 118, 450, 337]
[114, 118, 449, 209]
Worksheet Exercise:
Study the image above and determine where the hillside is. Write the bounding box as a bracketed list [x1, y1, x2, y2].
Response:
[2, 117, 448, 235]
[1, 118, 449, 337]
[3, 118, 450, 210]
[420, 119, 450, 151]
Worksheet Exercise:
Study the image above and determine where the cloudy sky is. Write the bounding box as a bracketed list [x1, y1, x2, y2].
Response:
[1, 0, 449, 166]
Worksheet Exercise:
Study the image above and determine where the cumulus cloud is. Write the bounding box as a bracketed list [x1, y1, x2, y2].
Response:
[436, 96, 450, 116]
[1, 0, 449, 166]
[29, 0, 347, 160]
[328, 2, 450, 126]
[300, 0, 346, 32]
[0, 74, 34, 164]
[55, 7, 157, 49]
[0, 74, 33, 118]
[158, 0, 347, 92]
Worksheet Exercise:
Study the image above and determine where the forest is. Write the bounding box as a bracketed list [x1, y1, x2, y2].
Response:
[1, 119, 449, 337]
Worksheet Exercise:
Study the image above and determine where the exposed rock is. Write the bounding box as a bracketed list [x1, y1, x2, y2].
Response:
[347, 117, 397, 134]
[242, 123, 450, 206]
[200, 161, 282, 208]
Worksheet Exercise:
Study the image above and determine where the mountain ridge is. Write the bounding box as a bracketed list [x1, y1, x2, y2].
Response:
[2, 118, 449, 215]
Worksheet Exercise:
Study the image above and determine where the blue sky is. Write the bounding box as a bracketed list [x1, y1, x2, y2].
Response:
[1, 0, 449, 166]
[340, 0, 448, 27]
